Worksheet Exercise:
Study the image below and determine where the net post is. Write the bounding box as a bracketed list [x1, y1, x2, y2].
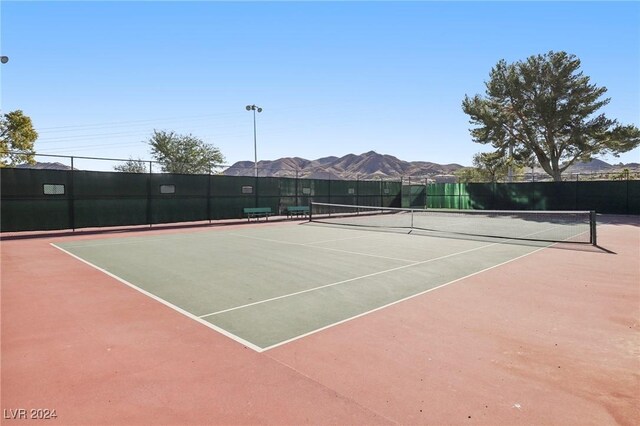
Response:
[308, 201, 313, 222]
[590, 210, 597, 245]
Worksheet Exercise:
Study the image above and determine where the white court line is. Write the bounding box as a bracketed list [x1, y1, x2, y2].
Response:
[200, 222, 574, 319]
[53, 227, 369, 249]
[51, 220, 585, 352]
[259, 244, 551, 352]
[56, 232, 214, 248]
[261, 220, 602, 351]
[50, 243, 264, 352]
[229, 233, 416, 263]
[198, 239, 504, 319]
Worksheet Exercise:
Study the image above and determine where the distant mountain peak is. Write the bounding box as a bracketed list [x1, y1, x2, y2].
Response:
[15, 162, 73, 170]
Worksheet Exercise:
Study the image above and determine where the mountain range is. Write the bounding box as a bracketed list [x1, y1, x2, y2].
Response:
[222, 151, 464, 179]
[222, 151, 639, 180]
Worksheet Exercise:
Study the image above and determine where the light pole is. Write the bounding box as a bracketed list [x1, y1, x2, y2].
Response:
[245, 104, 262, 177]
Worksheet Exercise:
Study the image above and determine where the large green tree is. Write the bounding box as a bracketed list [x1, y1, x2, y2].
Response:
[0, 110, 38, 167]
[462, 51, 640, 181]
[148, 130, 224, 174]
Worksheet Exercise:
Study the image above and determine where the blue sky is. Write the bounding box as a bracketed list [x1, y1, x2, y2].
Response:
[1, 1, 639, 170]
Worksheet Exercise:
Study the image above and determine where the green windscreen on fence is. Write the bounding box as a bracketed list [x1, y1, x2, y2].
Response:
[382, 180, 402, 207]
[629, 181, 640, 215]
[576, 181, 630, 214]
[298, 179, 331, 206]
[401, 185, 423, 208]
[1, 167, 636, 233]
[150, 173, 209, 224]
[1, 168, 72, 231]
[278, 177, 298, 211]
[427, 183, 471, 209]
[74, 171, 148, 228]
[427, 180, 639, 215]
[210, 175, 257, 219]
[329, 180, 357, 206]
[256, 177, 281, 214]
[357, 180, 378, 206]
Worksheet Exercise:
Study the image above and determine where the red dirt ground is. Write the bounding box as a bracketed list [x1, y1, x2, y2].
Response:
[1, 217, 638, 425]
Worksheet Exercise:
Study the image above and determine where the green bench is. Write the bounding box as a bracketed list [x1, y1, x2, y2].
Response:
[287, 205, 310, 218]
[243, 207, 272, 221]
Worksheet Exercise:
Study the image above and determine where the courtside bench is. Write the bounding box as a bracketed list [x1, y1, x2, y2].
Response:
[244, 207, 272, 222]
[286, 205, 309, 218]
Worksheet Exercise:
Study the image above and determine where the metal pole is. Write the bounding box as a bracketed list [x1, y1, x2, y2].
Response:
[207, 164, 212, 223]
[425, 177, 428, 210]
[253, 108, 258, 178]
[295, 169, 299, 207]
[590, 210, 597, 246]
[70, 156, 75, 231]
[147, 161, 152, 227]
[246, 104, 262, 178]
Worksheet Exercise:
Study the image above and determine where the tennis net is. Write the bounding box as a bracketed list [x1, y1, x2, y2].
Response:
[309, 202, 597, 244]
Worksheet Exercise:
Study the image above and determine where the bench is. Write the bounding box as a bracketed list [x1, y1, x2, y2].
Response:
[286, 205, 310, 218]
[244, 207, 272, 221]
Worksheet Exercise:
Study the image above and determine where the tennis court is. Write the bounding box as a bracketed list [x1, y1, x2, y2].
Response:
[52, 210, 579, 351]
[2, 209, 638, 425]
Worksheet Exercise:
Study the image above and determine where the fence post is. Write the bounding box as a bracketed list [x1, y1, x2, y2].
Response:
[147, 161, 153, 227]
[295, 169, 299, 207]
[590, 210, 597, 246]
[425, 177, 428, 210]
[207, 164, 212, 223]
[69, 156, 75, 231]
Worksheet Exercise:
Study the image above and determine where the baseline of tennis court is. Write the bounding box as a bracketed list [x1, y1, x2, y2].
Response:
[53, 222, 559, 351]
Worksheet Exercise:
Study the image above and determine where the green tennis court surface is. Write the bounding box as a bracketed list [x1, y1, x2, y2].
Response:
[54, 223, 557, 351]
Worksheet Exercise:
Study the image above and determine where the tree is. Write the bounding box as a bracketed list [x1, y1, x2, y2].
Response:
[0, 110, 38, 167]
[148, 130, 224, 174]
[113, 158, 148, 173]
[462, 51, 640, 181]
[472, 151, 510, 182]
[454, 167, 483, 183]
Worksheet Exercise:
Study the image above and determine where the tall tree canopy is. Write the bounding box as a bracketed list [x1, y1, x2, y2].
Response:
[462, 51, 640, 181]
[148, 130, 224, 174]
[0, 110, 38, 167]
